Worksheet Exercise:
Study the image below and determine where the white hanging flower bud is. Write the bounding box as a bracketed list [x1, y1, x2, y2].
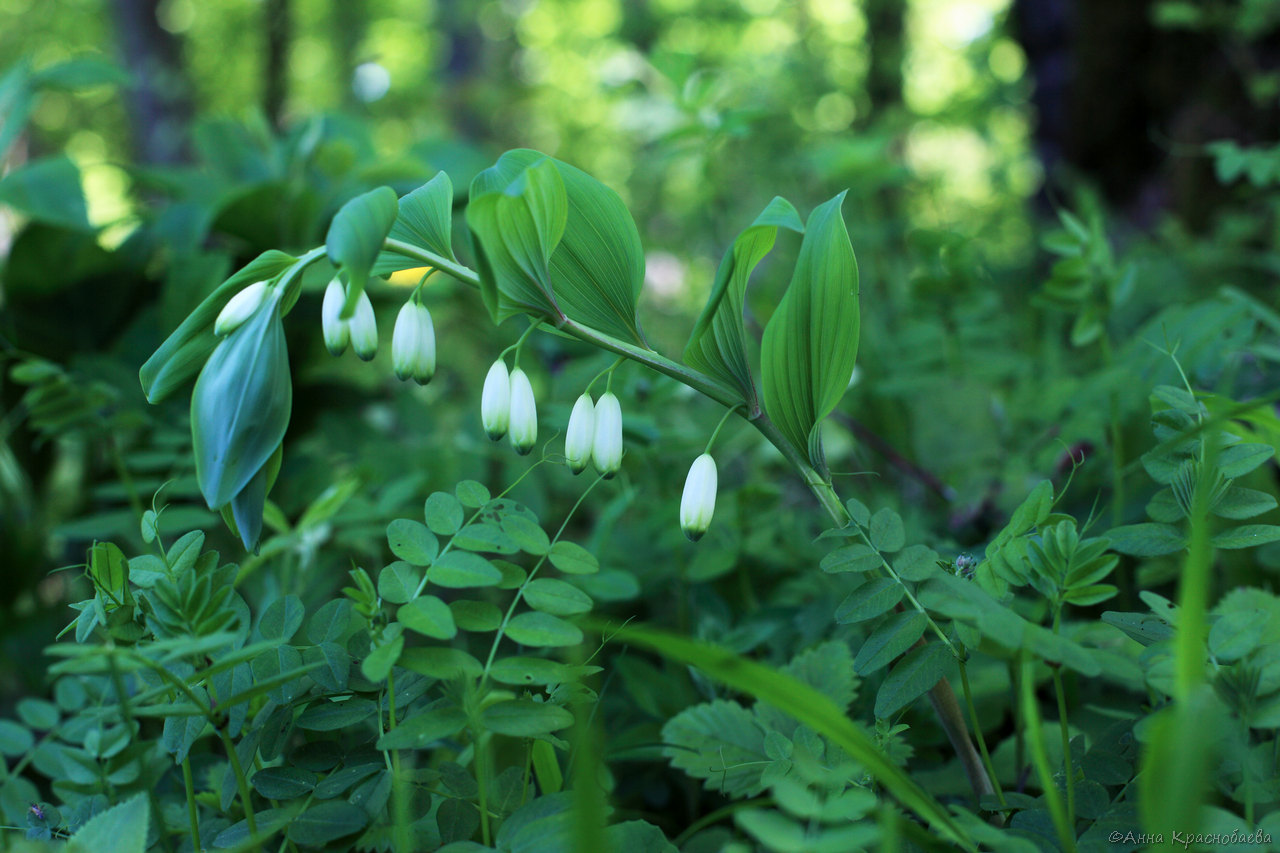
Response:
[508, 367, 537, 455]
[591, 391, 623, 478]
[565, 394, 595, 475]
[349, 289, 378, 361]
[392, 301, 436, 383]
[680, 453, 718, 541]
[322, 279, 350, 356]
[215, 281, 268, 336]
[482, 360, 510, 439]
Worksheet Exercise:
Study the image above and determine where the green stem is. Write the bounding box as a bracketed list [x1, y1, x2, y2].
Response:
[1052, 667, 1075, 829]
[183, 758, 202, 852]
[703, 404, 746, 455]
[503, 319, 544, 366]
[382, 238, 482, 288]
[218, 726, 258, 836]
[474, 728, 492, 847]
[106, 653, 175, 853]
[957, 659, 1005, 809]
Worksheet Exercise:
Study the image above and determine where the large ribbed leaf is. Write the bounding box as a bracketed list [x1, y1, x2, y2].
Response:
[374, 171, 456, 274]
[326, 186, 398, 317]
[684, 197, 802, 411]
[467, 154, 566, 323]
[760, 192, 859, 473]
[140, 250, 297, 403]
[468, 149, 645, 341]
[191, 291, 292, 510]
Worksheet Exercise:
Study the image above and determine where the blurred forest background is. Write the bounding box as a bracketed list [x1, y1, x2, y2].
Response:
[3, 0, 1280, 776]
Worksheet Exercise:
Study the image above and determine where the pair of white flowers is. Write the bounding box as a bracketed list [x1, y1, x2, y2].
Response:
[564, 391, 622, 477]
[321, 280, 436, 383]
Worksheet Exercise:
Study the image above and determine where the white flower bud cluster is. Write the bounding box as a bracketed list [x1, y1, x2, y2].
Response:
[322, 279, 378, 360]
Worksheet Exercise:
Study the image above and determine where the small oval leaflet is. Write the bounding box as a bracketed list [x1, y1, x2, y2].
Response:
[387, 519, 439, 566]
[397, 596, 457, 640]
[505, 611, 584, 647]
[548, 540, 599, 575]
[424, 491, 464, 536]
[523, 578, 593, 616]
[428, 551, 503, 588]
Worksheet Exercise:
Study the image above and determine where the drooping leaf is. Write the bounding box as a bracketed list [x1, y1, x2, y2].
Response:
[684, 196, 803, 410]
[466, 153, 566, 323]
[760, 192, 859, 472]
[287, 801, 369, 846]
[481, 699, 574, 737]
[326, 186, 398, 316]
[140, 250, 297, 403]
[375, 171, 457, 274]
[67, 794, 148, 853]
[468, 149, 646, 341]
[190, 291, 292, 510]
[874, 640, 954, 718]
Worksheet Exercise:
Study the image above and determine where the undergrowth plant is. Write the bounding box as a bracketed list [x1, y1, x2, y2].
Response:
[3, 142, 1280, 853]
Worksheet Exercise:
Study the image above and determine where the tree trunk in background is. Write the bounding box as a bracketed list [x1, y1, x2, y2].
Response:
[864, 0, 904, 112]
[438, 0, 487, 140]
[109, 0, 192, 164]
[1011, 0, 1280, 229]
[331, 0, 365, 108]
[264, 0, 291, 127]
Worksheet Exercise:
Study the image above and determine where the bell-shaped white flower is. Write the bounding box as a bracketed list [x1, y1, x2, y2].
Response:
[392, 301, 436, 383]
[349, 289, 378, 361]
[508, 367, 537, 455]
[565, 394, 595, 474]
[481, 360, 511, 440]
[322, 279, 350, 356]
[680, 453, 718, 541]
[591, 392, 623, 478]
[215, 281, 268, 336]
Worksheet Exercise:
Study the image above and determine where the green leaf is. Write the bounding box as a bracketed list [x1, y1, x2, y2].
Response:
[489, 657, 576, 686]
[288, 801, 369, 846]
[190, 290, 291, 509]
[375, 172, 457, 274]
[820, 543, 881, 574]
[481, 699, 574, 737]
[874, 641, 954, 718]
[456, 479, 491, 507]
[466, 153, 566, 323]
[617, 623, 971, 847]
[89, 541, 129, 604]
[452, 522, 521, 554]
[424, 491, 464, 536]
[0, 62, 36, 158]
[450, 599, 503, 631]
[326, 186, 399, 316]
[376, 705, 467, 750]
[1208, 609, 1268, 662]
[893, 544, 940, 582]
[258, 595, 304, 642]
[0, 720, 34, 756]
[252, 766, 317, 799]
[361, 634, 404, 683]
[32, 56, 131, 90]
[547, 540, 599, 574]
[468, 149, 646, 341]
[760, 191, 859, 471]
[1212, 524, 1280, 550]
[835, 577, 905, 624]
[500, 513, 551, 555]
[68, 794, 148, 853]
[400, 647, 483, 680]
[868, 508, 905, 553]
[854, 611, 928, 676]
[684, 196, 804, 409]
[378, 561, 420, 604]
[428, 551, 502, 588]
[0, 156, 91, 230]
[1210, 486, 1277, 520]
[523, 578, 593, 615]
[1106, 522, 1186, 556]
[397, 596, 457, 640]
[505, 612, 583, 647]
[663, 699, 770, 797]
[140, 250, 297, 403]
[1217, 443, 1274, 479]
[387, 519, 439, 566]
